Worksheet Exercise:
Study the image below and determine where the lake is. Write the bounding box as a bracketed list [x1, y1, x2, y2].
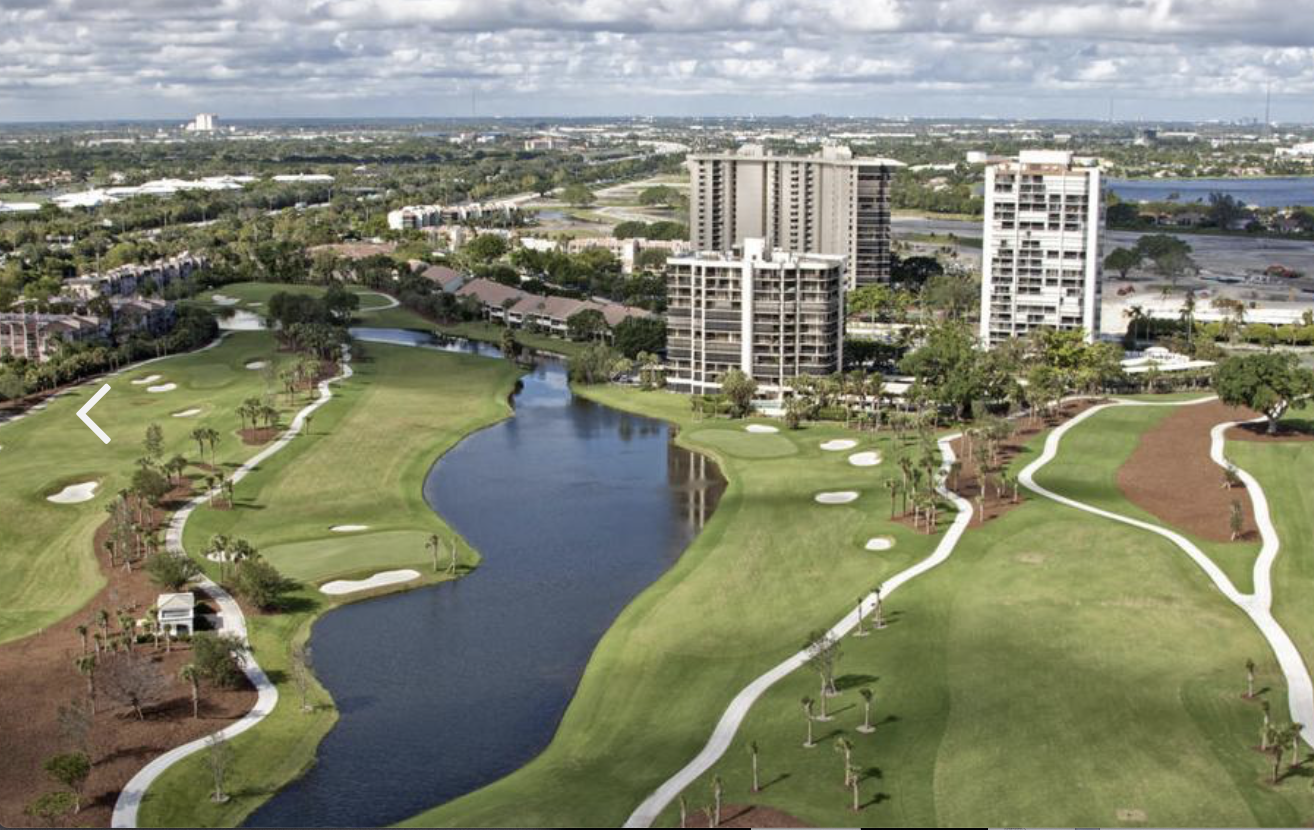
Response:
[244, 328, 724, 827]
[1109, 177, 1314, 208]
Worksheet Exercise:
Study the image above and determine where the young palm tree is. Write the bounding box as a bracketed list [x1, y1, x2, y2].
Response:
[1268, 724, 1286, 784]
[181, 664, 201, 719]
[749, 740, 760, 793]
[853, 597, 868, 637]
[1261, 701, 1272, 750]
[834, 736, 854, 786]
[425, 534, 441, 573]
[850, 762, 861, 811]
[448, 538, 459, 575]
[711, 776, 723, 828]
[858, 688, 875, 734]
[74, 655, 96, 713]
[1245, 658, 1256, 699]
[1289, 723, 1305, 773]
[801, 696, 816, 748]
[678, 795, 687, 829]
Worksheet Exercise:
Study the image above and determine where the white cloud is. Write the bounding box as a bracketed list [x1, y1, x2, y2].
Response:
[0, 0, 1312, 120]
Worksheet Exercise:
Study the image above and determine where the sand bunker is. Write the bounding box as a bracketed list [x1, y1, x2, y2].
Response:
[329, 524, 370, 532]
[848, 451, 882, 467]
[131, 374, 163, 385]
[245, 360, 268, 370]
[745, 424, 780, 434]
[47, 481, 98, 504]
[815, 491, 859, 505]
[212, 294, 240, 306]
[865, 536, 895, 551]
[820, 439, 858, 451]
[320, 569, 420, 596]
[147, 383, 177, 393]
[172, 408, 202, 418]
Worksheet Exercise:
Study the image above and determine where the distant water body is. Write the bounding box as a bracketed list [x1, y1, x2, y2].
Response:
[1109, 177, 1314, 208]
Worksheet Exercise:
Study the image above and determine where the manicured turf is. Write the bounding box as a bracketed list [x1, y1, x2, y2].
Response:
[1226, 424, 1314, 713]
[0, 332, 297, 644]
[136, 340, 521, 828]
[194, 281, 396, 312]
[404, 392, 1311, 828]
[642, 403, 1311, 828]
[400, 386, 941, 828]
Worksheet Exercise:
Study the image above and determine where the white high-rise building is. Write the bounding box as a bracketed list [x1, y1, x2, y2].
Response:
[665, 239, 845, 396]
[979, 150, 1104, 347]
[687, 145, 900, 288]
[187, 113, 218, 132]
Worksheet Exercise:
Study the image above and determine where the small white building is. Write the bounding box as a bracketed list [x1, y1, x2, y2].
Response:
[157, 592, 196, 636]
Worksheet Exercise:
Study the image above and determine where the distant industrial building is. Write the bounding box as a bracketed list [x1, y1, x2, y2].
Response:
[979, 150, 1104, 347]
[687, 145, 900, 288]
[665, 239, 845, 396]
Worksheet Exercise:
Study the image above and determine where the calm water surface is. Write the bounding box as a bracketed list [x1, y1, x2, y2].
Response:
[1109, 176, 1314, 207]
[246, 328, 723, 827]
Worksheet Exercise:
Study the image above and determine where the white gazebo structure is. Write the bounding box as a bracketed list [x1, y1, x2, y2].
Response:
[157, 592, 196, 636]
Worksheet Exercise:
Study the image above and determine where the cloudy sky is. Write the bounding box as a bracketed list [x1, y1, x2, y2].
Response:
[2, 0, 1313, 123]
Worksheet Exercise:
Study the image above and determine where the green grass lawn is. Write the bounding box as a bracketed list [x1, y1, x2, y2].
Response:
[403, 391, 1310, 828]
[638, 401, 1311, 828]
[0, 331, 298, 644]
[1226, 421, 1314, 709]
[136, 341, 521, 827]
[400, 387, 943, 828]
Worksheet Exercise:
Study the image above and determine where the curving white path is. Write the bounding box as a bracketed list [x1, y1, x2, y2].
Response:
[112, 347, 354, 828]
[1018, 396, 1314, 749]
[624, 434, 972, 828]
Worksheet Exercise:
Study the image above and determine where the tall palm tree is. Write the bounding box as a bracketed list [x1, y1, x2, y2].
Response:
[181, 664, 201, 719]
[853, 597, 869, 637]
[711, 776, 722, 828]
[426, 534, 442, 573]
[858, 688, 875, 734]
[75, 655, 96, 712]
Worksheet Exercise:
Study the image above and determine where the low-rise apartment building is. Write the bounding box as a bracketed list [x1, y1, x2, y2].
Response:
[665, 239, 845, 396]
[387, 200, 522, 231]
[63, 251, 207, 300]
[455, 278, 652, 335]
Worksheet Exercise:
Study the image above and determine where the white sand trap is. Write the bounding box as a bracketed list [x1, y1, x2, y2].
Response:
[329, 524, 370, 533]
[848, 451, 882, 467]
[745, 424, 780, 434]
[212, 294, 240, 306]
[48, 481, 98, 504]
[320, 569, 420, 596]
[245, 360, 268, 370]
[172, 408, 203, 418]
[865, 536, 895, 551]
[131, 374, 163, 385]
[820, 439, 858, 451]
[147, 383, 177, 393]
[815, 491, 859, 505]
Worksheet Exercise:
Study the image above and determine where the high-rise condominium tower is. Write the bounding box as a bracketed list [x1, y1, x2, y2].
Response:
[979, 150, 1104, 347]
[665, 239, 845, 395]
[687, 145, 900, 288]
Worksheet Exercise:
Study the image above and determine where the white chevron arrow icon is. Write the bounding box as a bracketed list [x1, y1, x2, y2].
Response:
[78, 384, 112, 444]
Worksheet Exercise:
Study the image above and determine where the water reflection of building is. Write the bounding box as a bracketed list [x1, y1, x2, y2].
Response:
[667, 439, 725, 531]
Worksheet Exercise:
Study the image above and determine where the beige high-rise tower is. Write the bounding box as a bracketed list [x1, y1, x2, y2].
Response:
[980, 150, 1104, 347]
[687, 145, 900, 287]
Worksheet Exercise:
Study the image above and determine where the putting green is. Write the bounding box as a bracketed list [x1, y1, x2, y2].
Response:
[689, 428, 799, 459]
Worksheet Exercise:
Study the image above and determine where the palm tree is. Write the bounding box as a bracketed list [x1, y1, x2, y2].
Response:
[834, 736, 854, 786]
[1268, 724, 1286, 784]
[191, 427, 207, 460]
[858, 688, 875, 734]
[448, 538, 459, 575]
[678, 795, 687, 829]
[426, 534, 442, 573]
[711, 776, 723, 828]
[75, 624, 89, 655]
[1261, 701, 1272, 750]
[850, 761, 862, 811]
[181, 664, 201, 718]
[1245, 658, 1256, 699]
[801, 696, 816, 748]
[872, 585, 886, 630]
[74, 655, 96, 713]
[853, 597, 868, 637]
[1289, 723, 1305, 774]
[749, 740, 760, 793]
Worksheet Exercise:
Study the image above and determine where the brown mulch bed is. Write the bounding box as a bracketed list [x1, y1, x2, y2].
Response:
[0, 498, 256, 827]
[239, 426, 280, 446]
[1118, 400, 1260, 544]
[944, 399, 1104, 528]
[1229, 421, 1314, 443]
[695, 803, 812, 828]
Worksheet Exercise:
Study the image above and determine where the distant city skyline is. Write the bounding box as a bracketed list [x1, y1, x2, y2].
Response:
[2, 1, 1313, 124]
